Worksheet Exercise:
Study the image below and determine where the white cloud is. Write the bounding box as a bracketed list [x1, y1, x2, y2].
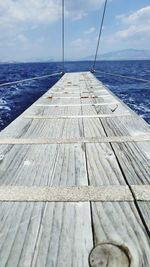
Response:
[0, 0, 104, 60]
[70, 38, 91, 59]
[72, 11, 87, 21]
[0, 0, 61, 26]
[119, 6, 150, 25]
[0, 0, 104, 26]
[0, 0, 105, 60]
[67, 0, 104, 21]
[116, 6, 150, 40]
[71, 38, 89, 47]
[0, 0, 104, 45]
[84, 27, 95, 35]
[116, 24, 150, 40]
[16, 34, 28, 43]
[105, 6, 150, 45]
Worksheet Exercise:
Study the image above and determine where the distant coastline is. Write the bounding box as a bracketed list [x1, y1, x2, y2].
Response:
[82, 49, 150, 61]
[0, 59, 150, 65]
[0, 49, 150, 64]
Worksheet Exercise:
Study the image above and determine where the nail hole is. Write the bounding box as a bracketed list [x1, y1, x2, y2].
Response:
[0, 155, 5, 161]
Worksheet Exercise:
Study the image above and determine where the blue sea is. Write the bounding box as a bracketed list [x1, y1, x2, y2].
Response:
[0, 60, 150, 131]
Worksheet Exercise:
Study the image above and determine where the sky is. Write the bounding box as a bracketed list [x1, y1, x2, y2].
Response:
[0, 0, 150, 61]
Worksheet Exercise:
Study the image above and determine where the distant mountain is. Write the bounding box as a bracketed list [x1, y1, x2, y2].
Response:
[83, 49, 150, 61]
[0, 61, 20, 64]
[0, 59, 54, 64]
[31, 58, 54, 63]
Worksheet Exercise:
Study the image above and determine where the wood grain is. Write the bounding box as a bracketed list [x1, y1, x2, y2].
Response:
[81, 72, 150, 266]
[84, 72, 150, 243]
[0, 73, 93, 266]
[0, 72, 149, 266]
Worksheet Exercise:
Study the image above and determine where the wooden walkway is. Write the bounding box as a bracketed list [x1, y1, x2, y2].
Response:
[0, 71, 150, 266]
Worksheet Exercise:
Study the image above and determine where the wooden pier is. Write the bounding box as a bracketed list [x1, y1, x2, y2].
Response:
[0, 71, 150, 266]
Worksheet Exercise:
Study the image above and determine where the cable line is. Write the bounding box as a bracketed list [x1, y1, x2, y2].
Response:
[92, 0, 108, 71]
[62, 0, 65, 74]
[94, 70, 150, 83]
[0, 72, 62, 87]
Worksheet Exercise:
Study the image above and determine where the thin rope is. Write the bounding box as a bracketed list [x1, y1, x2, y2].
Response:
[92, 0, 108, 71]
[62, 0, 65, 74]
[94, 70, 150, 83]
[0, 72, 62, 87]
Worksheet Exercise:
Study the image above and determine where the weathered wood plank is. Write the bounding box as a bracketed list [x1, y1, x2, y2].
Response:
[33, 202, 93, 267]
[84, 72, 150, 238]
[0, 202, 93, 267]
[137, 202, 150, 230]
[0, 72, 94, 266]
[90, 201, 150, 266]
[81, 72, 150, 266]
[0, 71, 149, 266]
[83, 73, 150, 183]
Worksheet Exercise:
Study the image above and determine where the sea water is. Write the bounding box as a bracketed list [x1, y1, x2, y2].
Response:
[0, 60, 149, 131]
